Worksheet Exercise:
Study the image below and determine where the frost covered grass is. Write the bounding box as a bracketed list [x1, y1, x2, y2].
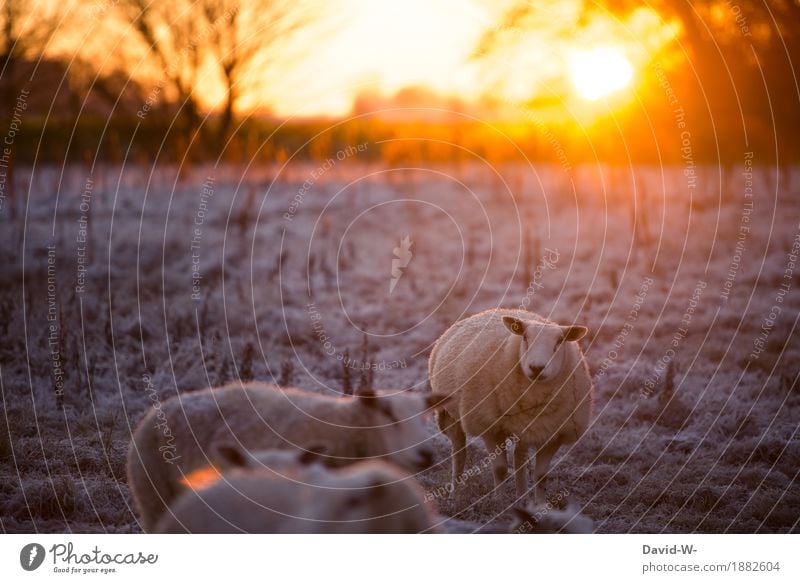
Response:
[0, 162, 798, 533]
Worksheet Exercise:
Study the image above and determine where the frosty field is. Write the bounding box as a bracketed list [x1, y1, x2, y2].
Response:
[1, 161, 798, 533]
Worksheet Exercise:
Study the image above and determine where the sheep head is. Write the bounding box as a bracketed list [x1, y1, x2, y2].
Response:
[350, 387, 451, 472]
[502, 316, 587, 382]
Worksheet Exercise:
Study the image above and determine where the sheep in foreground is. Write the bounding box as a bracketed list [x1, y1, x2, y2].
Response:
[127, 382, 449, 531]
[511, 502, 594, 534]
[154, 443, 439, 533]
[429, 308, 592, 502]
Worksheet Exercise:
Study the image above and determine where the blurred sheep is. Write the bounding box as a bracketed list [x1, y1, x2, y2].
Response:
[127, 382, 450, 530]
[154, 443, 439, 533]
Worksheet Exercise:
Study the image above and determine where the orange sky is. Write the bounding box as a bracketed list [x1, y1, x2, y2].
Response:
[54, 0, 678, 119]
[242, 0, 496, 117]
[247, 0, 677, 118]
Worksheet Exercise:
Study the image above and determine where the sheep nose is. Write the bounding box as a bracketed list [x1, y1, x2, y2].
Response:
[528, 366, 544, 379]
[418, 449, 435, 469]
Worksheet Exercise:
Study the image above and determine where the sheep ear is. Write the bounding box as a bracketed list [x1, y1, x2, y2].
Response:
[425, 393, 454, 411]
[211, 442, 250, 468]
[562, 325, 588, 342]
[502, 316, 526, 335]
[298, 444, 328, 466]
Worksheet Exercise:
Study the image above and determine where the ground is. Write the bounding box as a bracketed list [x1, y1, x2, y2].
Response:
[1, 161, 798, 533]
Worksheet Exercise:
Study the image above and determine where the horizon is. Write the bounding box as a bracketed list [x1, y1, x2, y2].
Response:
[39, 0, 676, 120]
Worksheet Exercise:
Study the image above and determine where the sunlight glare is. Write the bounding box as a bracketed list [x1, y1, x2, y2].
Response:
[569, 48, 634, 101]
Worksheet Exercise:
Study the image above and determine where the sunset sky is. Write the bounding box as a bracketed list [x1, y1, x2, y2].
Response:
[58, 0, 680, 119]
[244, 0, 677, 118]
[243, 0, 499, 116]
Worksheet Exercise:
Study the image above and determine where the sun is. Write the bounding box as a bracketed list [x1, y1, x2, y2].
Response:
[569, 48, 634, 101]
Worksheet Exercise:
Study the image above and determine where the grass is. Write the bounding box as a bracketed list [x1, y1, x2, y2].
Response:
[0, 161, 798, 533]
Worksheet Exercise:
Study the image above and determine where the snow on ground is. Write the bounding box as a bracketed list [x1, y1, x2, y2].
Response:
[1, 161, 798, 533]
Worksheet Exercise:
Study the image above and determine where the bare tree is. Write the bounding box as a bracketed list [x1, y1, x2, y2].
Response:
[117, 0, 210, 140]
[0, 0, 65, 106]
[118, 0, 315, 150]
[0, 0, 68, 216]
[200, 0, 308, 143]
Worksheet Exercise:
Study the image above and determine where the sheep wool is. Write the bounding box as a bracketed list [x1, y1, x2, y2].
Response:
[127, 382, 443, 531]
[429, 308, 592, 501]
[154, 447, 440, 534]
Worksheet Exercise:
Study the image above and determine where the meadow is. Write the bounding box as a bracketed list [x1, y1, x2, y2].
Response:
[0, 160, 798, 533]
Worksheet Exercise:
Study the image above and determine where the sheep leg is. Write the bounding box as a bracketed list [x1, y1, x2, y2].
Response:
[513, 442, 531, 497]
[483, 433, 509, 486]
[437, 410, 466, 491]
[532, 440, 561, 504]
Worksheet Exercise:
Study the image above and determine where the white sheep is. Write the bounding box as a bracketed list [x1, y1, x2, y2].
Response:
[511, 502, 594, 534]
[429, 308, 592, 503]
[127, 382, 450, 531]
[153, 443, 440, 533]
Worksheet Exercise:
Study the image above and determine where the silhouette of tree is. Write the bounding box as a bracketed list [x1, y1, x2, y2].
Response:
[117, 0, 212, 142]
[200, 0, 309, 144]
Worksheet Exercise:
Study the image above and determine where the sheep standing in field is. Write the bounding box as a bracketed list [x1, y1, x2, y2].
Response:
[127, 382, 450, 531]
[154, 443, 439, 533]
[429, 308, 591, 503]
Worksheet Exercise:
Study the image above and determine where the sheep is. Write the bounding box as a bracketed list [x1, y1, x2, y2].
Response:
[153, 442, 440, 533]
[428, 308, 591, 503]
[511, 502, 594, 534]
[127, 382, 450, 532]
